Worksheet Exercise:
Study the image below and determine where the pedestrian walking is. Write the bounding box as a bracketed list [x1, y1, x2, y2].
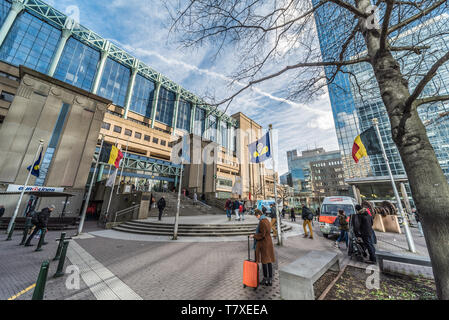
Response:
[290, 207, 296, 222]
[281, 207, 286, 219]
[250, 209, 275, 286]
[353, 204, 377, 264]
[157, 197, 166, 221]
[0, 205, 5, 218]
[335, 209, 349, 249]
[241, 200, 246, 221]
[269, 204, 277, 237]
[413, 208, 424, 237]
[234, 199, 241, 221]
[24, 205, 54, 247]
[315, 207, 320, 222]
[224, 198, 232, 221]
[302, 203, 314, 239]
[193, 192, 198, 206]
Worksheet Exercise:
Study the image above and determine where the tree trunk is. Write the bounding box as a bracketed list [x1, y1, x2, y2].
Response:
[371, 49, 449, 300]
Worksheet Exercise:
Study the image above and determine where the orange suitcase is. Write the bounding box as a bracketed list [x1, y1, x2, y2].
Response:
[243, 236, 259, 290]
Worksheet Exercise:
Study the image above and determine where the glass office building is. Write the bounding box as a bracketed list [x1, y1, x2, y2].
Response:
[0, 0, 237, 150]
[312, 1, 449, 181]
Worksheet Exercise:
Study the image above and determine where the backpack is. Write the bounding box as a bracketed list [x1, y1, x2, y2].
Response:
[31, 211, 40, 225]
[239, 205, 243, 213]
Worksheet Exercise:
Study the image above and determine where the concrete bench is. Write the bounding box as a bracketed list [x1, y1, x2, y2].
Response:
[279, 250, 340, 300]
[376, 250, 432, 272]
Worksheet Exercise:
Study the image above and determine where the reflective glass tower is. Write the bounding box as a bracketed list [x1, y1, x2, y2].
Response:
[312, 1, 449, 181]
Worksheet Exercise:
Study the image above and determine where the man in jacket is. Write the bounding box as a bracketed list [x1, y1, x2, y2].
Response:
[224, 199, 231, 221]
[233, 199, 241, 221]
[302, 203, 314, 239]
[24, 205, 54, 247]
[157, 197, 166, 221]
[269, 203, 278, 237]
[353, 205, 376, 263]
[0, 205, 5, 218]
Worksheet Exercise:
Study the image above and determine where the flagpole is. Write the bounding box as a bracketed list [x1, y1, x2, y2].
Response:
[7, 139, 44, 234]
[117, 137, 129, 195]
[77, 134, 105, 235]
[269, 124, 282, 246]
[173, 137, 187, 240]
[372, 118, 415, 253]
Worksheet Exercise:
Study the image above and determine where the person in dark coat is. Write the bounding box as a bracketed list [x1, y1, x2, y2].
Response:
[290, 207, 296, 222]
[335, 209, 349, 249]
[24, 205, 55, 246]
[353, 204, 376, 263]
[0, 205, 5, 218]
[302, 204, 314, 239]
[269, 204, 278, 237]
[157, 197, 166, 221]
[250, 209, 276, 286]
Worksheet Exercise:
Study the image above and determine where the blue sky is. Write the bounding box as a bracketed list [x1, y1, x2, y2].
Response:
[46, 0, 339, 174]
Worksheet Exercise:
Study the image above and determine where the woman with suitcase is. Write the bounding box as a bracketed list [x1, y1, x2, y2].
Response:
[250, 209, 276, 286]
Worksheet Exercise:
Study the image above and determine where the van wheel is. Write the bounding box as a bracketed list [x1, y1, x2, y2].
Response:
[323, 234, 329, 238]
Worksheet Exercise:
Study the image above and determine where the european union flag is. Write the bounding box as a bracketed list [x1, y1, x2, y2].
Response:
[248, 132, 271, 163]
[27, 150, 42, 177]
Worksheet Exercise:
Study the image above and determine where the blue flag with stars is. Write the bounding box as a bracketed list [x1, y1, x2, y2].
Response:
[248, 132, 271, 163]
[27, 150, 42, 177]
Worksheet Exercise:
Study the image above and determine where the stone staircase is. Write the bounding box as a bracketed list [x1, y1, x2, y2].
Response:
[149, 192, 224, 217]
[113, 220, 293, 237]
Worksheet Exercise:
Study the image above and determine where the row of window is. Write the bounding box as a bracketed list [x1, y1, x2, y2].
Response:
[101, 122, 167, 146]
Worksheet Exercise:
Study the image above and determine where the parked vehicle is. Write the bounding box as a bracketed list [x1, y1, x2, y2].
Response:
[319, 196, 358, 238]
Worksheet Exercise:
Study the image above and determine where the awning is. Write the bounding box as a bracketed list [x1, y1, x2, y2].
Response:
[0, 191, 74, 198]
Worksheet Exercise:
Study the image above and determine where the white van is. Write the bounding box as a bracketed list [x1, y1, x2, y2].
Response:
[319, 196, 358, 238]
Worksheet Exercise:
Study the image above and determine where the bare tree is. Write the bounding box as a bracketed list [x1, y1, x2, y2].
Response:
[169, 0, 449, 299]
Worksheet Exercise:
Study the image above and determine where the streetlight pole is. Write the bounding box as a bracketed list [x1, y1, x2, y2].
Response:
[269, 124, 282, 246]
[372, 118, 416, 253]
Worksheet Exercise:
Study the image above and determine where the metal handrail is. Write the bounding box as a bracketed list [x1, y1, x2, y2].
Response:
[113, 205, 140, 224]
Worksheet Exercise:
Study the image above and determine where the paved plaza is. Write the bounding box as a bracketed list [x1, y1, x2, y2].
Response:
[0, 217, 432, 300]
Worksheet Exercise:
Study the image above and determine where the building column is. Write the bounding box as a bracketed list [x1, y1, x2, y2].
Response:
[216, 117, 221, 145]
[204, 112, 210, 140]
[352, 185, 361, 204]
[0, 0, 25, 47]
[400, 182, 412, 213]
[171, 91, 181, 135]
[190, 104, 196, 134]
[92, 41, 110, 94]
[123, 62, 138, 119]
[47, 28, 71, 77]
[150, 80, 161, 128]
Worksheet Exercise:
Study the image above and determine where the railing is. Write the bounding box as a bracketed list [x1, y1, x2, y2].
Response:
[113, 205, 141, 224]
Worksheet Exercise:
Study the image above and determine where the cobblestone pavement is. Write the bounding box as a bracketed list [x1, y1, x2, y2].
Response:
[1, 218, 433, 300]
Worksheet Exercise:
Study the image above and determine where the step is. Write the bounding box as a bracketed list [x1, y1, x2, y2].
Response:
[112, 226, 291, 237]
[116, 224, 291, 234]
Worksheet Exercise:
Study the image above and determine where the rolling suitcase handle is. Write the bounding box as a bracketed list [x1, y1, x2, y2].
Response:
[247, 236, 250, 260]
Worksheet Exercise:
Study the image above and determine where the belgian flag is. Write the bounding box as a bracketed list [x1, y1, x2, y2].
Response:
[352, 127, 382, 163]
[99, 142, 124, 168]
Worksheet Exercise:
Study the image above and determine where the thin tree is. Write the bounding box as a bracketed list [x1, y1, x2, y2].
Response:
[169, 0, 449, 299]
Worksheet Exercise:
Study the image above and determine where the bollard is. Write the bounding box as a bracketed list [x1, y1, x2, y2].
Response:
[6, 222, 15, 241]
[35, 229, 47, 252]
[19, 226, 30, 245]
[32, 260, 49, 300]
[52, 232, 66, 261]
[54, 241, 69, 278]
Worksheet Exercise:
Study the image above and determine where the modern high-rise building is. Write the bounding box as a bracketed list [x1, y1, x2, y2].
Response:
[312, 1, 449, 188]
[0, 0, 277, 218]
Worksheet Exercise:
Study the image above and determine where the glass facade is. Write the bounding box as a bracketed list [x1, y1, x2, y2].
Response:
[221, 121, 228, 149]
[194, 107, 206, 137]
[176, 99, 191, 132]
[155, 86, 175, 125]
[208, 114, 217, 142]
[130, 74, 155, 118]
[98, 57, 130, 107]
[54, 37, 100, 92]
[0, 11, 61, 74]
[0, 0, 10, 27]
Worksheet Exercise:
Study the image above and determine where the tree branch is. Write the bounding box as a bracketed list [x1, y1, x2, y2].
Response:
[416, 94, 449, 107]
[212, 57, 370, 106]
[388, 0, 447, 35]
[389, 45, 431, 54]
[329, 0, 369, 18]
[379, 0, 394, 52]
[406, 50, 449, 107]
